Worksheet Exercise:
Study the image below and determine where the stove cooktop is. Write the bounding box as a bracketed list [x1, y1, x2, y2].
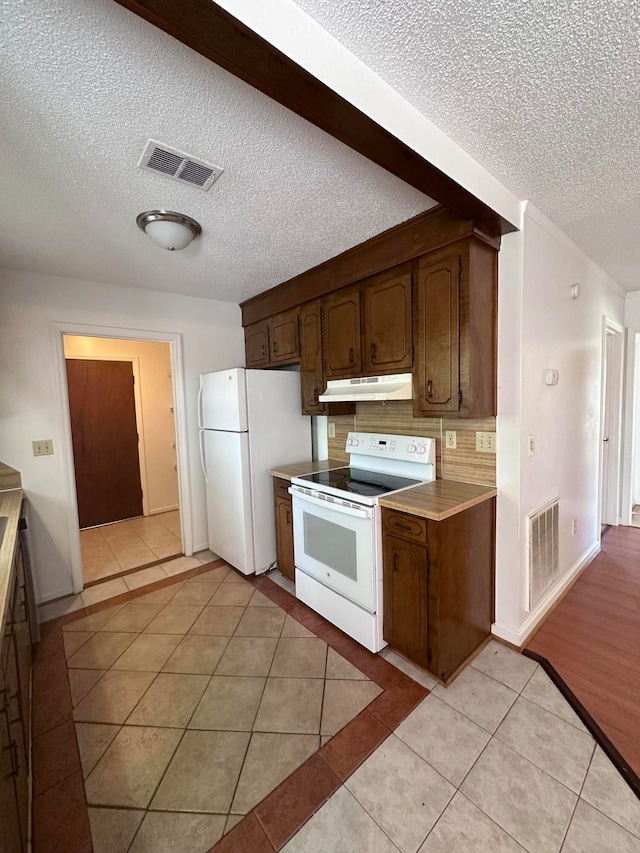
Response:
[296, 466, 423, 498]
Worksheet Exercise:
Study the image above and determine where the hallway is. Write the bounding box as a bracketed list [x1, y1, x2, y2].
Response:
[527, 524, 640, 784]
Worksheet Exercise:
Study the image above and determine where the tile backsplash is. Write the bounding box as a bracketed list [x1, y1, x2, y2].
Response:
[327, 401, 496, 486]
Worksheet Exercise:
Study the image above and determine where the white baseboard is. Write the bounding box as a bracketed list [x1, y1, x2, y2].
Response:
[148, 505, 180, 516]
[492, 540, 601, 647]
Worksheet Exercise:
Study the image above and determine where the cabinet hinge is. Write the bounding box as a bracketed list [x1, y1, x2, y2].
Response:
[458, 258, 462, 278]
[426, 551, 430, 576]
[458, 390, 462, 405]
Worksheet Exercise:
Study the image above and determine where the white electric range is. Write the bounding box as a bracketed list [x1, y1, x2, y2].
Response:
[289, 432, 435, 652]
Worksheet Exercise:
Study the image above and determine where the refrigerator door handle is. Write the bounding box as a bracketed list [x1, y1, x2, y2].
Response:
[197, 377, 204, 429]
[199, 429, 208, 482]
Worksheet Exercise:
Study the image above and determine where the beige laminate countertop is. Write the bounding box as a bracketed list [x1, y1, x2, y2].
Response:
[270, 459, 344, 481]
[271, 460, 495, 522]
[0, 489, 23, 620]
[379, 479, 496, 522]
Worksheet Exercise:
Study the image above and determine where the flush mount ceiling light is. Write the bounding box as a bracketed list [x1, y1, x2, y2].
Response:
[136, 210, 202, 251]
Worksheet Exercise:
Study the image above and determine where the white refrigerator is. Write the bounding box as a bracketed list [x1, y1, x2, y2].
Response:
[198, 368, 311, 575]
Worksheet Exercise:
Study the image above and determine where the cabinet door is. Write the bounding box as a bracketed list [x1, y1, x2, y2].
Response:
[3, 633, 27, 851]
[363, 272, 412, 373]
[299, 301, 327, 415]
[0, 689, 22, 853]
[415, 253, 460, 413]
[383, 535, 427, 665]
[322, 288, 361, 378]
[270, 311, 300, 364]
[274, 485, 295, 582]
[12, 546, 30, 754]
[245, 321, 270, 367]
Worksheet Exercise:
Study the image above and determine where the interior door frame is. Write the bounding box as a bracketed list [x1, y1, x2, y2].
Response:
[52, 322, 192, 594]
[599, 317, 625, 530]
[65, 351, 150, 518]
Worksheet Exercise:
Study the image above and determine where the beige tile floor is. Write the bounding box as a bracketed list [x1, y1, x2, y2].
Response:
[283, 641, 640, 853]
[80, 511, 184, 584]
[62, 565, 382, 852]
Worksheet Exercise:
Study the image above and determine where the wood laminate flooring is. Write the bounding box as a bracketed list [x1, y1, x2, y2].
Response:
[527, 524, 640, 777]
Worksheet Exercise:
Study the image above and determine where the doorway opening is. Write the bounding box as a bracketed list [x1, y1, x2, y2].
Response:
[63, 334, 183, 586]
[600, 319, 624, 531]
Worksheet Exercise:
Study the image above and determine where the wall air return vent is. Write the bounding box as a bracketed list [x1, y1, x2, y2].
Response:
[527, 498, 559, 611]
[138, 140, 223, 191]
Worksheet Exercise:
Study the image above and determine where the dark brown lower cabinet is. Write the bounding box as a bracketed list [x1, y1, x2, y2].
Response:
[382, 498, 495, 683]
[273, 478, 295, 582]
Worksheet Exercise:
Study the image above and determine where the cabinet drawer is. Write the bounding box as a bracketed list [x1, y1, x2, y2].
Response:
[273, 477, 291, 501]
[383, 510, 426, 542]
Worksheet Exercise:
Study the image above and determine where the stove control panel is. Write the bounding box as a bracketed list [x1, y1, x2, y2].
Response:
[346, 432, 435, 464]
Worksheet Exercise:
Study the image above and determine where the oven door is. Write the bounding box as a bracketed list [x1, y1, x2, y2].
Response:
[290, 487, 376, 612]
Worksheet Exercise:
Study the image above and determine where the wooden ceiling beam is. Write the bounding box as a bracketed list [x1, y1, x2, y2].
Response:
[113, 0, 517, 237]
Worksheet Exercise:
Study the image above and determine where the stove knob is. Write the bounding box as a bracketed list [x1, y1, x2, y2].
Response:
[352, 438, 359, 447]
[407, 444, 417, 454]
[417, 445, 427, 455]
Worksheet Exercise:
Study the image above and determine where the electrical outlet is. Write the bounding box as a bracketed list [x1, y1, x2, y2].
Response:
[571, 518, 578, 536]
[328, 422, 336, 438]
[527, 434, 535, 457]
[32, 439, 54, 457]
[475, 431, 496, 453]
[445, 430, 457, 449]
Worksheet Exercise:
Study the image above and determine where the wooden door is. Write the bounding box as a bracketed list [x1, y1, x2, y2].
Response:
[415, 253, 460, 413]
[245, 320, 270, 366]
[323, 287, 361, 378]
[270, 310, 299, 364]
[66, 359, 143, 528]
[383, 535, 427, 665]
[299, 301, 327, 414]
[363, 271, 412, 373]
[0, 685, 22, 853]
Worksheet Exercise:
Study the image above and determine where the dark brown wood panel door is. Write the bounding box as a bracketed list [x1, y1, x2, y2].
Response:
[245, 321, 270, 366]
[363, 271, 412, 373]
[299, 301, 327, 414]
[416, 253, 460, 413]
[66, 359, 143, 529]
[323, 287, 361, 378]
[270, 310, 299, 363]
[274, 482, 295, 582]
[383, 534, 428, 665]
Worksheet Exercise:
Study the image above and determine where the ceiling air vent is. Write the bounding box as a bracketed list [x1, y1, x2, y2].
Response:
[138, 140, 224, 191]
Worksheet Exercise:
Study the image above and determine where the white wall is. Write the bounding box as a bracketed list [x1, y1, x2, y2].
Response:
[494, 204, 626, 645]
[63, 336, 179, 515]
[0, 268, 244, 602]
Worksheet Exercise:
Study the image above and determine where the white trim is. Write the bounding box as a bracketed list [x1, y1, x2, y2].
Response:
[51, 321, 193, 594]
[524, 203, 627, 298]
[492, 540, 600, 647]
[149, 504, 180, 516]
[599, 318, 625, 528]
[63, 350, 150, 517]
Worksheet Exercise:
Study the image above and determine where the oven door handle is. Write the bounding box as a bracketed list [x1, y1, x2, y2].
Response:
[289, 487, 373, 519]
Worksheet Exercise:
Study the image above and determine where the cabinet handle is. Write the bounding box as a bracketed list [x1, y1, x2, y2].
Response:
[349, 347, 355, 364]
[393, 520, 412, 531]
[286, 510, 291, 524]
[313, 388, 319, 403]
[370, 342, 377, 361]
[393, 554, 399, 572]
[261, 344, 266, 357]
[426, 378, 433, 399]
[274, 341, 278, 354]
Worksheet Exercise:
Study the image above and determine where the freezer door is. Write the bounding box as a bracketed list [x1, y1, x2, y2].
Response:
[200, 369, 248, 432]
[204, 429, 255, 574]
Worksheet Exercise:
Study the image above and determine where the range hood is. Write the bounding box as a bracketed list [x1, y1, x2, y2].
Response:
[318, 373, 413, 403]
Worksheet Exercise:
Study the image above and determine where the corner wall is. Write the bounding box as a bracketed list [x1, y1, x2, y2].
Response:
[494, 204, 625, 645]
[0, 268, 245, 602]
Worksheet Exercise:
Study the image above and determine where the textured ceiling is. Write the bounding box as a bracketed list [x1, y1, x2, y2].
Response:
[0, 0, 435, 303]
[295, 0, 640, 291]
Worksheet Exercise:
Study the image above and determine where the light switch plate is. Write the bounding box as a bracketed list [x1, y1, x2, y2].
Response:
[33, 439, 54, 456]
[328, 422, 336, 439]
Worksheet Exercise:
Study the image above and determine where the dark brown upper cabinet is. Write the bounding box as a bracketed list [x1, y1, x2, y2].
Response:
[322, 286, 361, 378]
[245, 310, 300, 368]
[362, 268, 412, 374]
[299, 301, 327, 415]
[245, 319, 270, 367]
[414, 238, 497, 418]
